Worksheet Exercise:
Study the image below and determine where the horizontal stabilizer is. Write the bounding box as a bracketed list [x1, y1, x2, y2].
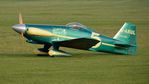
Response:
[115, 41, 136, 47]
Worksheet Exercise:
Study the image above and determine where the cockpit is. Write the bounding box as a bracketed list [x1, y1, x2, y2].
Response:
[66, 22, 93, 32]
[66, 22, 87, 28]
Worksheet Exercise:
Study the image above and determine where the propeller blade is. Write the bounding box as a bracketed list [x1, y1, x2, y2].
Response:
[21, 32, 24, 37]
[20, 32, 25, 42]
[19, 12, 23, 24]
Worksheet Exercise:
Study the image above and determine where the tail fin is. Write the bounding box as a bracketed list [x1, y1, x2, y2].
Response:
[113, 22, 137, 54]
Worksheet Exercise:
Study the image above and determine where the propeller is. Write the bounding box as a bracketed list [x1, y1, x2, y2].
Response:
[19, 12, 23, 24]
[19, 12, 24, 37]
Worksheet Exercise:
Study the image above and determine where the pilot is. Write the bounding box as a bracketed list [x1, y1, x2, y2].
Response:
[72, 24, 80, 29]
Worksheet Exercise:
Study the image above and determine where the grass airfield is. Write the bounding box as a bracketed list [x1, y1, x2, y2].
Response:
[0, 0, 149, 84]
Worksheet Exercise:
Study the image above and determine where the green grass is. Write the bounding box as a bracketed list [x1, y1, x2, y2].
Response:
[0, 0, 149, 84]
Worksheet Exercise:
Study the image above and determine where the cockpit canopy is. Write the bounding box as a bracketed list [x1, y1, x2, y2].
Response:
[66, 22, 93, 32]
[66, 22, 87, 28]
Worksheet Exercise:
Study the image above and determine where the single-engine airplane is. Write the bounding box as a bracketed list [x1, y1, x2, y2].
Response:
[12, 13, 137, 56]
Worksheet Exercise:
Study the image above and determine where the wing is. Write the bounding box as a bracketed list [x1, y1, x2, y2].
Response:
[54, 38, 99, 50]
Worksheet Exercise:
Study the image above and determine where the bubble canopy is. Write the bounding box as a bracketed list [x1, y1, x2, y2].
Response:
[66, 22, 93, 31]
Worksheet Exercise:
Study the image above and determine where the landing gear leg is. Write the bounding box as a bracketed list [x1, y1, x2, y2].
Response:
[38, 44, 52, 53]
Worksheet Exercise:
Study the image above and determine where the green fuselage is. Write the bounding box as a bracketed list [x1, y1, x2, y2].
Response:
[23, 24, 127, 54]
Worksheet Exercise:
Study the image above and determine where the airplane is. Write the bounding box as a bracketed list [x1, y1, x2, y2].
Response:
[12, 13, 137, 56]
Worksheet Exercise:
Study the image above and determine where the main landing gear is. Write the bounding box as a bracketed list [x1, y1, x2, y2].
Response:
[38, 44, 71, 57]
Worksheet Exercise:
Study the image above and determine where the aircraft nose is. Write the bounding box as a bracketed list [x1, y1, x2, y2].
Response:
[12, 24, 26, 34]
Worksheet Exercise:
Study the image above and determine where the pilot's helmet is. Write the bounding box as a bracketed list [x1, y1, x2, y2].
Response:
[72, 24, 80, 29]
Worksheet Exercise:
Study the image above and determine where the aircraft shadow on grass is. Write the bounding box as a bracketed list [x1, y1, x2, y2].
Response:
[0, 52, 123, 58]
